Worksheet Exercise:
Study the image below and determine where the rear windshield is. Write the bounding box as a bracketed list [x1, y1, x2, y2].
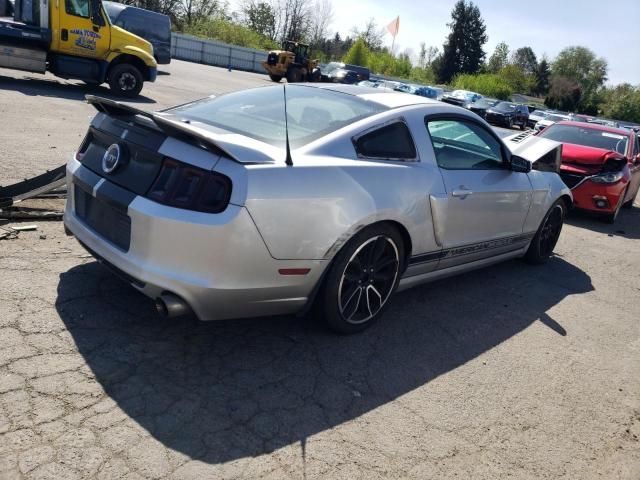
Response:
[539, 124, 629, 154]
[168, 86, 387, 148]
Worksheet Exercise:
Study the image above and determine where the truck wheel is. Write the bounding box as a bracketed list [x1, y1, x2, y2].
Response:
[108, 64, 144, 98]
[269, 74, 283, 82]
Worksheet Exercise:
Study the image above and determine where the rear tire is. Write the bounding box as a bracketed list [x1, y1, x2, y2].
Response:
[525, 199, 566, 265]
[319, 224, 405, 334]
[269, 74, 283, 82]
[108, 63, 144, 98]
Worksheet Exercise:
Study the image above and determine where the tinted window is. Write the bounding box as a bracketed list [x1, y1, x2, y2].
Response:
[354, 122, 416, 160]
[66, 0, 89, 17]
[170, 85, 387, 148]
[539, 124, 629, 155]
[426, 119, 504, 170]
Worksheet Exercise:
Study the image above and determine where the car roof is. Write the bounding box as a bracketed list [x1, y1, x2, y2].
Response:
[556, 120, 632, 136]
[309, 84, 440, 108]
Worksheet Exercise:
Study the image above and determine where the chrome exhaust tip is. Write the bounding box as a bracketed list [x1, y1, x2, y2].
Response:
[155, 293, 190, 318]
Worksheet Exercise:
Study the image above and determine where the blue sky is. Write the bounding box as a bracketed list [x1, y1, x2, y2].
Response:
[329, 0, 640, 85]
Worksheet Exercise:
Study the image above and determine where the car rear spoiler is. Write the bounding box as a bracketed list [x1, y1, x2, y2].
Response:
[86, 96, 278, 164]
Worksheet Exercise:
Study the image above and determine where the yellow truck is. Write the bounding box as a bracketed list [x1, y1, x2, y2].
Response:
[0, 0, 157, 96]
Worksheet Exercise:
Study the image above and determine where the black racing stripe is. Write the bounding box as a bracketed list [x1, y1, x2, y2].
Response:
[408, 250, 447, 265]
[73, 165, 102, 194]
[95, 180, 137, 213]
[409, 233, 536, 266]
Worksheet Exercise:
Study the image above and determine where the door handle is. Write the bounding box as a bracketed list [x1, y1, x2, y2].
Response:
[452, 189, 473, 198]
[61, 29, 68, 41]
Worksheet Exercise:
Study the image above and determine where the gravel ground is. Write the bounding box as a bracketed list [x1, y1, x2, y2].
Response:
[0, 61, 639, 480]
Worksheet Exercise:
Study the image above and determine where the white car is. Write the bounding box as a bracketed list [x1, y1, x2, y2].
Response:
[535, 113, 573, 132]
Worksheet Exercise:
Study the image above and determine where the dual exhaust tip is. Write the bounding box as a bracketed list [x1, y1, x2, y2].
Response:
[155, 292, 190, 318]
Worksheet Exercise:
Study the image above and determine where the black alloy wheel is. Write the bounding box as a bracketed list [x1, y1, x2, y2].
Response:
[538, 205, 563, 256]
[319, 224, 404, 334]
[338, 235, 399, 325]
[525, 199, 566, 264]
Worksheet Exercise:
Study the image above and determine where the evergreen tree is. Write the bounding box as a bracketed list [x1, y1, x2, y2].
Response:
[343, 38, 370, 66]
[535, 58, 551, 96]
[436, 0, 487, 83]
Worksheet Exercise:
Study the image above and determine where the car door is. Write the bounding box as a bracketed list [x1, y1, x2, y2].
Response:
[627, 134, 640, 203]
[425, 116, 533, 269]
[57, 0, 111, 60]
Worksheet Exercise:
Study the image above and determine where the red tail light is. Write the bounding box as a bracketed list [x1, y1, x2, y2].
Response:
[147, 159, 232, 213]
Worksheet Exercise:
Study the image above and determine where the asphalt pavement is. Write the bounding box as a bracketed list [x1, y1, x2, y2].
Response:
[0, 60, 638, 480]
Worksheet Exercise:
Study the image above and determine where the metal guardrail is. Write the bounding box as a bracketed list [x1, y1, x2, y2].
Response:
[170, 33, 267, 73]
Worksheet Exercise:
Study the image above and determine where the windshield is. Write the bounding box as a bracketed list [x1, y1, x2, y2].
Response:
[324, 62, 343, 74]
[539, 124, 629, 154]
[168, 85, 387, 148]
[493, 102, 516, 112]
[544, 114, 565, 122]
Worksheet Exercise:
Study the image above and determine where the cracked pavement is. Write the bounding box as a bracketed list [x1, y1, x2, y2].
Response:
[1, 62, 639, 479]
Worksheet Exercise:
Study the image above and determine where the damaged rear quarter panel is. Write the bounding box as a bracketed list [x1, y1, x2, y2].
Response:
[243, 158, 439, 260]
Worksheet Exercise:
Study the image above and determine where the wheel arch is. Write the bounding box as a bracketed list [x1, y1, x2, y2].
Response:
[559, 193, 573, 210]
[297, 219, 413, 316]
[107, 54, 151, 81]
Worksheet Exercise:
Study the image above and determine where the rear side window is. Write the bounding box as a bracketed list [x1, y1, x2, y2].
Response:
[354, 122, 417, 160]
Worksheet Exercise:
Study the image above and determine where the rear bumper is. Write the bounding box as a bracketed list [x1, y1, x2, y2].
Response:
[63, 157, 325, 321]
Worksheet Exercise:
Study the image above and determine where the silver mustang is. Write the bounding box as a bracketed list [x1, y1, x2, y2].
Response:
[64, 85, 571, 333]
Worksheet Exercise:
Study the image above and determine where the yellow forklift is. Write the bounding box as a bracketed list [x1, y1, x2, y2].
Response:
[262, 40, 320, 83]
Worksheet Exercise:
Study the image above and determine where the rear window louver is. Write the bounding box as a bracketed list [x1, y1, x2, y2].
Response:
[508, 130, 535, 144]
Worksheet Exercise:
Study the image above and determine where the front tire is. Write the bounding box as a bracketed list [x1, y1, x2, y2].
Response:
[269, 74, 283, 82]
[525, 199, 566, 264]
[319, 224, 404, 334]
[108, 63, 144, 98]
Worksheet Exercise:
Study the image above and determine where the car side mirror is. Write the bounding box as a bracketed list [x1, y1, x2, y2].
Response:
[511, 155, 531, 173]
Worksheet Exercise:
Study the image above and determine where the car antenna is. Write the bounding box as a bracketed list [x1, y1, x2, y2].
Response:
[283, 84, 293, 166]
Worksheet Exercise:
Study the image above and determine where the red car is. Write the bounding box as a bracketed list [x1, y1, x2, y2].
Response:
[538, 121, 640, 222]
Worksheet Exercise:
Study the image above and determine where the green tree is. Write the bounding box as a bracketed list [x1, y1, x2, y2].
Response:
[487, 41, 509, 73]
[242, 1, 277, 40]
[535, 58, 551, 96]
[511, 46, 538, 75]
[453, 73, 512, 99]
[343, 37, 370, 66]
[436, 0, 488, 83]
[600, 84, 640, 123]
[552, 46, 607, 111]
[545, 75, 581, 111]
[499, 64, 533, 93]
